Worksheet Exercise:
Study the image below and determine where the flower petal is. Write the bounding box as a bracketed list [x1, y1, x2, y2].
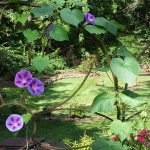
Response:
[6, 114, 24, 132]
[28, 78, 44, 96]
[14, 70, 33, 88]
[84, 12, 95, 25]
[45, 23, 53, 39]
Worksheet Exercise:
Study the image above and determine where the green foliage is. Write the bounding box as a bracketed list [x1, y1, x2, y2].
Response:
[111, 20, 126, 31]
[0, 0, 150, 149]
[31, 3, 57, 17]
[49, 24, 69, 41]
[84, 25, 106, 34]
[110, 120, 132, 142]
[14, 13, 28, 25]
[90, 92, 116, 114]
[120, 91, 147, 107]
[48, 56, 66, 70]
[0, 43, 25, 75]
[69, 102, 86, 118]
[63, 133, 93, 150]
[22, 113, 32, 125]
[32, 56, 50, 73]
[60, 8, 84, 27]
[94, 17, 118, 36]
[92, 138, 126, 150]
[110, 57, 140, 84]
[23, 29, 39, 43]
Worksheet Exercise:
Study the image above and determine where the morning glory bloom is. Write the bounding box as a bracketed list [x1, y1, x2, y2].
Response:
[84, 12, 95, 25]
[45, 23, 53, 39]
[28, 78, 44, 96]
[14, 70, 33, 88]
[6, 114, 24, 132]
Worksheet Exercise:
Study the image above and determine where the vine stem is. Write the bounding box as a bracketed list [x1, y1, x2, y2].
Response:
[0, 94, 5, 105]
[33, 53, 96, 117]
[91, 36, 121, 120]
[50, 53, 97, 111]
[0, 4, 10, 21]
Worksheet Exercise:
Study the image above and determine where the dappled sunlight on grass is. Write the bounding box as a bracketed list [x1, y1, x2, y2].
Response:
[0, 73, 150, 143]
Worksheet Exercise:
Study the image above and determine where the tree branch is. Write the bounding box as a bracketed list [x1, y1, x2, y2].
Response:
[0, 2, 38, 7]
[136, 42, 150, 61]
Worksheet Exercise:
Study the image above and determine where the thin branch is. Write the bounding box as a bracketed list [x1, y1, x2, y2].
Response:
[95, 112, 113, 121]
[126, 110, 142, 121]
[0, 4, 10, 21]
[33, 107, 113, 121]
[0, 94, 5, 105]
[54, 108, 113, 121]
[0, 103, 33, 114]
[136, 42, 150, 61]
[0, 2, 38, 7]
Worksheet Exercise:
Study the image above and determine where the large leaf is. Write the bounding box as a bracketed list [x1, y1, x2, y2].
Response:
[94, 17, 118, 36]
[49, 24, 69, 41]
[111, 20, 126, 30]
[117, 47, 134, 58]
[92, 138, 126, 150]
[31, 3, 57, 17]
[23, 29, 39, 43]
[110, 120, 132, 142]
[84, 25, 106, 34]
[22, 113, 32, 125]
[15, 13, 28, 24]
[51, 0, 65, 4]
[91, 92, 116, 114]
[110, 57, 140, 84]
[60, 8, 84, 27]
[120, 90, 147, 107]
[32, 56, 50, 73]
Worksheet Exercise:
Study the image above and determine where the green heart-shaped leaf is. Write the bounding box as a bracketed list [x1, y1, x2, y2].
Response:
[22, 113, 32, 125]
[84, 25, 106, 34]
[91, 92, 115, 114]
[110, 120, 132, 142]
[31, 3, 57, 17]
[120, 90, 147, 107]
[117, 47, 134, 58]
[49, 24, 69, 41]
[23, 29, 39, 43]
[92, 138, 126, 150]
[32, 56, 50, 73]
[95, 17, 118, 36]
[60, 8, 84, 27]
[110, 57, 140, 84]
[15, 13, 28, 24]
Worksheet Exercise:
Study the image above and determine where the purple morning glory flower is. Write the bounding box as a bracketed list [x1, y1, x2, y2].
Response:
[14, 70, 33, 88]
[84, 12, 95, 25]
[45, 23, 53, 39]
[6, 114, 24, 132]
[28, 78, 44, 96]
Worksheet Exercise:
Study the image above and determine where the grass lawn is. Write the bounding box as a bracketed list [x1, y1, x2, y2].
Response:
[0, 72, 150, 144]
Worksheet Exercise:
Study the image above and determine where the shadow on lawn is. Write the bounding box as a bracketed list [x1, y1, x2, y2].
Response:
[0, 118, 108, 143]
